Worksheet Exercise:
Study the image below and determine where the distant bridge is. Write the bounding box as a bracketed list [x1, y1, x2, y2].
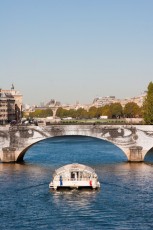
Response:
[0, 124, 153, 162]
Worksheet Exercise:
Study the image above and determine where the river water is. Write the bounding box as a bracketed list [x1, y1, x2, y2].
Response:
[0, 136, 153, 230]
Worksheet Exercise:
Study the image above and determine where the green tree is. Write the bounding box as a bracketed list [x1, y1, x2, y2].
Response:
[68, 109, 77, 118]
[124, 102, 140, 118]
[110, 103, 123, 118]
[143, 82, 153, 124]
[56, 107, 69, 118]
[76, 108, 88, 119]
[96, 107, 104, 118]
[88, 106, 97, 119]
[28, 109, 53, 118]
[101, 105, 112, 118]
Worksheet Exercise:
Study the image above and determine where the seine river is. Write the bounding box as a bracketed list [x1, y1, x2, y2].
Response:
[0, 136, 153, 230]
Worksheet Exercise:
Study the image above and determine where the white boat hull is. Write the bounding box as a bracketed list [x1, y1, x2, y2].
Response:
[49, 180, 100, 190]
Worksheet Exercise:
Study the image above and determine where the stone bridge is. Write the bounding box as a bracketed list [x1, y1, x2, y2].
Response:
[0, 124, 153, 163]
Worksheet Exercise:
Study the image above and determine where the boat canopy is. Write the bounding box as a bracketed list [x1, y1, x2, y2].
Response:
[54, 163, 96, 177]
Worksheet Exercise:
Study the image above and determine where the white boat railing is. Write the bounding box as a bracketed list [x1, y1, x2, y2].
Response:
[55, 178, 96, 182]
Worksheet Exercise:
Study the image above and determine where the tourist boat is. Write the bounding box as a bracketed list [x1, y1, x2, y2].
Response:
[49, 163, 100, 190]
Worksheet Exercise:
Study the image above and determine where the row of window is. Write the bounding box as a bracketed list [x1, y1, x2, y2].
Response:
[0, 115, 16, 117]
[0, 110, 15, 113]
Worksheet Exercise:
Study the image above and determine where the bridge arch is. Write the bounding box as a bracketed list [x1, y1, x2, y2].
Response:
[16, 135, 128, 162]
[1, 124, 153, 162]
[143, 147, 153, 162]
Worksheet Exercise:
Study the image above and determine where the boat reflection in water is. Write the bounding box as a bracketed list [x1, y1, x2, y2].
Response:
[49, 163, 100, 190]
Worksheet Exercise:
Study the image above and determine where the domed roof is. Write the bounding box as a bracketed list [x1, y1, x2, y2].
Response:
[55, 163, 95, 175]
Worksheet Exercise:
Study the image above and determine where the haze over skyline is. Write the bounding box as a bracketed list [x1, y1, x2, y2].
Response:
[0, 0, 153, 105]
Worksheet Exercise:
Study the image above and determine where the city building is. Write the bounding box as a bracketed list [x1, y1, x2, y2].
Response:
[46, 99, 61, 107]
[92, 92, 146, 108]
[93, 96, 118, 107]
[0, 85, 23, 124]
[119, 92, 146, 108]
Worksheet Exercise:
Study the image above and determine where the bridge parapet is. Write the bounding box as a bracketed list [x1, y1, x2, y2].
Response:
[0, 124, 153, 162]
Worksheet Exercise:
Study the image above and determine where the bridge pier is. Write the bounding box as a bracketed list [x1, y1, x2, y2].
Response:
[128, 146, 143, 162]
[1, 147, 16, 162]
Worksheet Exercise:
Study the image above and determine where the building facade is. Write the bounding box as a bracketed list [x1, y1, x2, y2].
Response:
[92, 93, 146, 108]
[93, 96, 118, 107]
[0, 86, 22, 124]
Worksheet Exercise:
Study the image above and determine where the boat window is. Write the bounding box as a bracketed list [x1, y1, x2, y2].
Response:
[71, 172, 75, 179]
[70, 171, 79, 180]
[82, 171, 91, 178]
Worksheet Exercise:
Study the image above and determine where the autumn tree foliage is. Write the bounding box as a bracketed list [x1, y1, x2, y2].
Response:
[110, 103, 123, 118]
[124, 102, 141, 118]
[28, 108, 53, 118]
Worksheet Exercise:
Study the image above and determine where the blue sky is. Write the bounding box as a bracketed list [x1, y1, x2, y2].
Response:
[0, 0, 153, 105]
